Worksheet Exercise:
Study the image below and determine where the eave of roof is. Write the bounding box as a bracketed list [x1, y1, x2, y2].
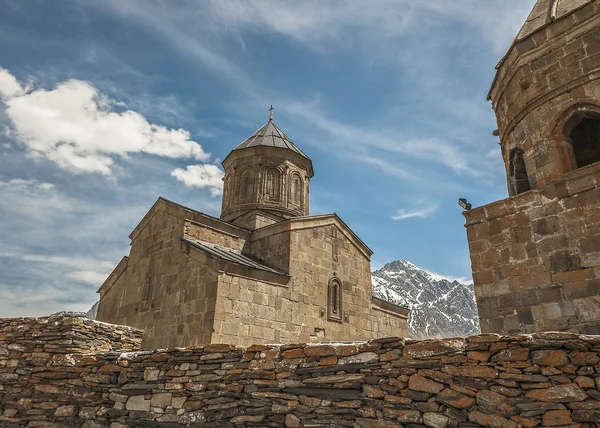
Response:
[183, 236, 287, 276]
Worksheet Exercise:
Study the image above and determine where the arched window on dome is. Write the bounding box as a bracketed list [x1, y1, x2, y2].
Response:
[240, 169, 253, 199]
[265, 168, 280, 202]
[569, 115, 600, 169]
[327, 277, 343, 323]
[292, 174, 303, 208]
[509, 148, 531, 196]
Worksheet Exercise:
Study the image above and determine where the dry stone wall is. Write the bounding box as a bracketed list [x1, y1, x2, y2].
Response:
[2, 316, 600, 427]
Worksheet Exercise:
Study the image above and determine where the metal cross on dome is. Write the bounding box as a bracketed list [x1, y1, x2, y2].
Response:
[269, 105, 274, 121]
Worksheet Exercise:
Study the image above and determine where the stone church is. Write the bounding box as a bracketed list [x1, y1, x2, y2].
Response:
[465, 0, 600, 334]
[97, 112, 409, 349]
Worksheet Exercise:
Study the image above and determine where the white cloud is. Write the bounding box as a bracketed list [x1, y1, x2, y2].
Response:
[0, 248, 115, 273]
[65, 270, 110, 285]
[392, 201, 438, 220]
[0, 178, 55, 192]
[171, 164, 224, 196]
[0, 282, 97, 318]
[0, 178, 73, 220]
[0, 68, 26, 98]
[0, 67, 210, 175]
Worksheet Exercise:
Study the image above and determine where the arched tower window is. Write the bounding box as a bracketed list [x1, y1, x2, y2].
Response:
[265, 168, 280, 202]
[569, 117, 600, 168]
[292, 174, 303, 208]
[327, 277, 343, 322]
[509, 148, 531, 196]
[240, 169, 253, 199]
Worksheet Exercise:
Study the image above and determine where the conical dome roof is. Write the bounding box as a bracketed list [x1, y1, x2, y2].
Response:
[232, 120, 311, 161]
[517, 0, 594, 40]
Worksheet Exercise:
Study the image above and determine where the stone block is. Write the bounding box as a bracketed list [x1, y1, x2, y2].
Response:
[408, 374, 444, 394]
[126, 396, 151, 412]
[527, 383, 588, 403]
[550, 251, 581, 273]
[531, 350, 569, 367]
[542, 410, 572, 426]
[499, 289, 538, 310]
[478, 296, 500, 318]
[574, 296, 600, 322]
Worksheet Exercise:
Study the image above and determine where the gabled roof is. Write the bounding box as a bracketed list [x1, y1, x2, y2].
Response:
[517, 0, 594, 40]
[183, 237, 286, 276]
[232, 120, 311, 161]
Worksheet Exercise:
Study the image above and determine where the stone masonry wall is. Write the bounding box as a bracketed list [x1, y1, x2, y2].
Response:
[465, 162, 600, 335]
[489, 1, 600, 190]
[97, 206, 222, 350]
[3, 316, 600, 427]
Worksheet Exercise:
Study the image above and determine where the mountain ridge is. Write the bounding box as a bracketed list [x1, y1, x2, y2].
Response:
[372, 259, 480, 339]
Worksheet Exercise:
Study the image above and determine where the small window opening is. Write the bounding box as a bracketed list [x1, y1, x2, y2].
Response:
[241, 172, 252, 198]
[570, 117, 600, 168]
[509, 148, 530, 196]
[327, 278, 342, 322]
[292, 175, 303, 208]
[266, 169, 280, 201]
[332, 283, 339, 314]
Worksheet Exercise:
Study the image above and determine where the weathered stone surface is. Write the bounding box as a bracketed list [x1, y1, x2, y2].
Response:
[527, 383, 589, 403]
[531, 350, 570, 367]
[383, 409, 421, 423]
[491, 348, 529, 362]
[3, 315, 600, 428]
[572, 409, 600, 422]
[338, 352, 378, 365]
[476, 390, 516, 417]
[284, 414, 300, 427]
[303, 374, 364, 384]
[404, 339, 466, 360]
[409, 374, 444, 394]
[468, 411, 517, 428]
[436, 388, 474, 409]
[542, 409, 572, 426]
[423, 412, 449, 428]
[126, 396, 151, 412]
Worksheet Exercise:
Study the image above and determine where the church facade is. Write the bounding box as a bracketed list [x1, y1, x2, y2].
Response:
[97, 115, 409, 349]
[465, 0, 600, 334]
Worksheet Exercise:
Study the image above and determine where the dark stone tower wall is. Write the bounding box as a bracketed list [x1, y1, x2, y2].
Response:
[465, 1, 600, 334]
[220, 147, 312, 229]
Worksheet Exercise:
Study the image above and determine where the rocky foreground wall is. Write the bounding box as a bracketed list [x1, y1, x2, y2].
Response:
[1, 316, 600, 427]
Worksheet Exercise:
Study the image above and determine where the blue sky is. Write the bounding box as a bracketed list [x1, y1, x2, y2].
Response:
[0, 0, 537, 317]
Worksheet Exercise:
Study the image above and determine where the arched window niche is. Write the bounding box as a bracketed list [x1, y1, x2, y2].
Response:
[291, 173, 303, 210]
[558, 105, 600, 171]
[327, 277, 343, 323]
[508, 148, 531, 196]
[264, 168, 281, 202]
[239, 169, 254, 199]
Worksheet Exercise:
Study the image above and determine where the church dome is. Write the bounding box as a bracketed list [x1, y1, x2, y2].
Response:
[517, 0, 594, 40]
[220, 108, 313, 228]
[232, 120, 311, 162]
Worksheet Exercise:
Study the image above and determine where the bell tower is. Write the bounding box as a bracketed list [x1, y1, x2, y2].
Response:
[220, 107, 314, 230]
[464, 0, 600, 334]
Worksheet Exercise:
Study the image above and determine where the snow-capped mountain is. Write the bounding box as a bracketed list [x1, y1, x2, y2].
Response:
[372, 259, 480, 339]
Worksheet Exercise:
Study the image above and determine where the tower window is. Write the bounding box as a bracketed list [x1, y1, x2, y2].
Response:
[509, 148, 531, 196]
[327, 277, 343, 322]
[292, 174, 303, 207]
[570, 117, 600, 168]
[265, 168, 280, 201]
[240, 170, 253, 198]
